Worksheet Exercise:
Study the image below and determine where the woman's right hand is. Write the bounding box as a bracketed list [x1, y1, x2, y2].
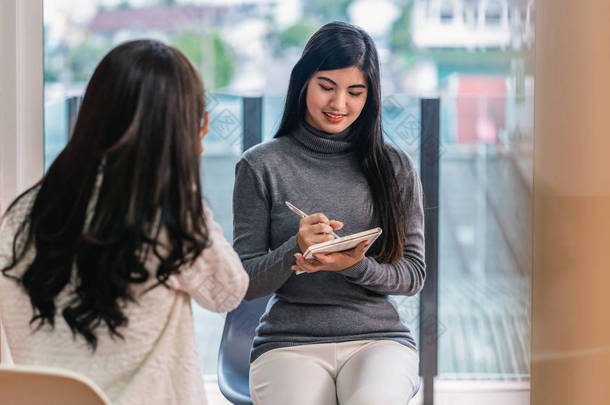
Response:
[297, 213, 343, 253]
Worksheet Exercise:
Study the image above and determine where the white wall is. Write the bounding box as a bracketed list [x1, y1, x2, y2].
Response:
[0, 0, 44, 213]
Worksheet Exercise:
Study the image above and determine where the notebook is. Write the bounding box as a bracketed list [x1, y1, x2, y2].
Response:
[302, 227, 382, 260]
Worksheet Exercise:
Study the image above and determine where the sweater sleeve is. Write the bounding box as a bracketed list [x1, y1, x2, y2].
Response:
[0, 206, 19, 267]
[0, 189, 37, 267]
[167, 206, 249, 313]
[232, 158, 300, 300]
[340, 159, 426, 296]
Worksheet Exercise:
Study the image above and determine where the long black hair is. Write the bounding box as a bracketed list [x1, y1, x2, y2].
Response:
[275, 21, 408, 263]
[1, 39, 208, 349]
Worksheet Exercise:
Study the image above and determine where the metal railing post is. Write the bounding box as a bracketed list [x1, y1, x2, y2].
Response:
[242, 96, 263, 151]
[419, 98, 440, 405]
[66, 96, 82, 138]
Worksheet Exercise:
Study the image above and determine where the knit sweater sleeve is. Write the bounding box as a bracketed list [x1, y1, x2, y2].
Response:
[340, 154, 426, 296]
[167, 206, 249, 313]
[232, 158, 299, 300]
[0, 206, 19, 262]
[0, 190, 37, 267]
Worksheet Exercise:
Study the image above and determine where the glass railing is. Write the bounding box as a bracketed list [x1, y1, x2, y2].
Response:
[43, 92, 533, 380]
[44, 98, 68, 172]
[438, 94, 533, 381]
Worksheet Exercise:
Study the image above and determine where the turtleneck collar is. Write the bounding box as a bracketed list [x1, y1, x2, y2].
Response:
[291, 121, 354, 155]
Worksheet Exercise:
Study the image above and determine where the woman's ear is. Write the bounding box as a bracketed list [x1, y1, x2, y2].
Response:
[199, 111, 209, 155]
[201, 111, 209, 136]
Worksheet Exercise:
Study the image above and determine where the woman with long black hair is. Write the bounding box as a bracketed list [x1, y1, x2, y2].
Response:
[0, 40, 248, 405]
[233, 22, 425, 404]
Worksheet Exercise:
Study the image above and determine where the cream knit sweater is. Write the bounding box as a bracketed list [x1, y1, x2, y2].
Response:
[0, 188, 249, 405]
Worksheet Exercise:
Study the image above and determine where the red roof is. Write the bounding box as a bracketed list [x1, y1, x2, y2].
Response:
[88, 6, 228, 33]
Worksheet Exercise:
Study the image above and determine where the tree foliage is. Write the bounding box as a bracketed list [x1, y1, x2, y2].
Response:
[66, 38, 113, 82]
[390, 1, 414, 53]
[303, 0, 353, 22]
[278, 20, 319, 50]
[171, 30, 234, 90]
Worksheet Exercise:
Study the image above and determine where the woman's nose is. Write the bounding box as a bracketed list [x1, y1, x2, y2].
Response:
[328, 91, 347, 111]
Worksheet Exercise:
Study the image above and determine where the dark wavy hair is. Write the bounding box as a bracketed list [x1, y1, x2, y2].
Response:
[1, 39, 209, 349]
[275, 21, 408, 263]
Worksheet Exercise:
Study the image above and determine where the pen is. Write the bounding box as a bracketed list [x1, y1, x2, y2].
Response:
[285, 201, 339, 239]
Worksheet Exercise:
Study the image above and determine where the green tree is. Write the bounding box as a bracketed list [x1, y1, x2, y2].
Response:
[43, 26, 59, 82]
[44, 60, 59, 82]
[390, 1, 414, 53]
[171, 30, 234, 90]
[172, 30, 203, 67]
[66, 38, 113, 82]
[304, 0, 353, 21]
[210, 32, 233, 89]
[278, 20, 319, 50]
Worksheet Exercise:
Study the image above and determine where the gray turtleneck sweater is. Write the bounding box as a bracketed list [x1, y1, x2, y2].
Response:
[232, 122, 426, 363]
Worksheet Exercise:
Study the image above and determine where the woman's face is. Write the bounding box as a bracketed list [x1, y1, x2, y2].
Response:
[304, 66, 368, 134]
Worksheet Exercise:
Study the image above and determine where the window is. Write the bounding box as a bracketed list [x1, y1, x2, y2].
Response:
[42, 1, 535, 401]
[1, 0, 43, 212]
[440, 1, 455, 24]
[463, 3, 479, 28]
[485, 0, 503, 26]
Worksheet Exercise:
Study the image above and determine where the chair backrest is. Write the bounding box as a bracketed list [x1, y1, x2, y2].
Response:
[0, 364, 111, 405]
[217, 294, 271, 405]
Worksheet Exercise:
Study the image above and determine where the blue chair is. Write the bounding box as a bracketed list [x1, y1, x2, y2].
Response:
[412, 376, 422, 400]
[217, 294, 422, 404]
[218, 294, 271, 405]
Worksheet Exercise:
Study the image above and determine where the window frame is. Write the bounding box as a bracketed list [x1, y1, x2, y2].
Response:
[0, 0, 44, 212]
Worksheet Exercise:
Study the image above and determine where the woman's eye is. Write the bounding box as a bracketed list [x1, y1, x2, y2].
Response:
[349, 92, 364, 97]
[319, 85, 333, 91]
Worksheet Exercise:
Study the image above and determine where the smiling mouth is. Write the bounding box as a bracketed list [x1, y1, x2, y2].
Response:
[324, 112, 346, 119]
[324, 112, 346, 123]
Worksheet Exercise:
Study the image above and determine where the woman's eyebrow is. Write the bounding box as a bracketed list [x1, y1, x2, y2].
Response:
[317, 76, 367, 89]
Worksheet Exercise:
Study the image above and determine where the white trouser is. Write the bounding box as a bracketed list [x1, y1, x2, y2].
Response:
[250, 340, 419, 405]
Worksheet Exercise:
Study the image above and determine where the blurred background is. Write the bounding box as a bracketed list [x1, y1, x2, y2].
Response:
[42, 0, 534, 402]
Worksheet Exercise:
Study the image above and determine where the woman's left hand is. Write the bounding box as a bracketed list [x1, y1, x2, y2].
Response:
[291, 240, 369, 274]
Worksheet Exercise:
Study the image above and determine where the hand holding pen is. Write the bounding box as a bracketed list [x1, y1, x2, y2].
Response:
[285, 201, 368, 274]
[285, 201, 340, 238]
[285, 201, 343, 254]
